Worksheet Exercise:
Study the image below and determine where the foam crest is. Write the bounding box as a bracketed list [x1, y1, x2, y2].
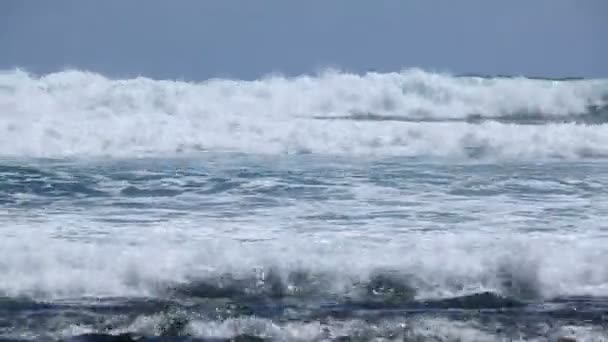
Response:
[1, 69, 607, 158]
[1, 229, 607, 301]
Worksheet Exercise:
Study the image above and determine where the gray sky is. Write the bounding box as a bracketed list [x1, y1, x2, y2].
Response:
[1, 0, 606, 80]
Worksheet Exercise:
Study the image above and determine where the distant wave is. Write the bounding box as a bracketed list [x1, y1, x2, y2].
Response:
[1, 69, 607, 159]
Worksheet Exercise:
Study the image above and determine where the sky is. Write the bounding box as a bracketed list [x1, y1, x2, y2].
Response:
[1, 0, 607, 80]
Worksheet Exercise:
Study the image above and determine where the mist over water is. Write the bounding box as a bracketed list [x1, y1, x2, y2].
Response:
[1, 69, 608, 341]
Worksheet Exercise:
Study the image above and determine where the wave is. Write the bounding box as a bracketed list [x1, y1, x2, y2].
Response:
[1, 230, 607, 302]
[1, 69, 608, 159]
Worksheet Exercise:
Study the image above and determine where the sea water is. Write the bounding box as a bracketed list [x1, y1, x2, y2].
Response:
[1, 69, 607, 341]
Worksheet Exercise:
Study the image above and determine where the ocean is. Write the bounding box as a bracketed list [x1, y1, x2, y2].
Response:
[0, 69, 607, 341]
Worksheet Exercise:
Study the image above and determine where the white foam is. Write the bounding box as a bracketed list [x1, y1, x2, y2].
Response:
[1, 222, 607, 300]
[60, 315, 607, 341]
[1, 69, 607, 159]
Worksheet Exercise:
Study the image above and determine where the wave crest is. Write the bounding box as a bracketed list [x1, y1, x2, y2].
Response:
[1, 69, 607, 158]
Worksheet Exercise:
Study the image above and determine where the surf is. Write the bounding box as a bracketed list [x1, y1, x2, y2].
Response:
[1, 68, 607, 159]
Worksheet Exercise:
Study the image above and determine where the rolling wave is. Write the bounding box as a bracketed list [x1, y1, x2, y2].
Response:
[1, 69, 607, 159]
[1, 232, 607, 301]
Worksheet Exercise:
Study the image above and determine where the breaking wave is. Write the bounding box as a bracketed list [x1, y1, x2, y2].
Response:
[2, 236, 607, 340]
[1, 232, 607, 302]
[1, 69, 608, 159]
